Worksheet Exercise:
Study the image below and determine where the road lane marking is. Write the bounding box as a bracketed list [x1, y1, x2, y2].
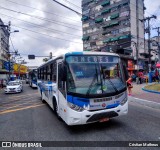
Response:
[0, 104, 45, 115]
[0, 97, 40, 106]
[131, 96, 160, 105]
[0, 101, 42, 112]
[6, 94, 39, 99]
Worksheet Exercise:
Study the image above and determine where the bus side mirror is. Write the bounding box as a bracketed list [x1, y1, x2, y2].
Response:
[123, 65, 128, 81]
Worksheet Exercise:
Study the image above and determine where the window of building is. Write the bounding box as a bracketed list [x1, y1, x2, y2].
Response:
[111, 29, 119, 35]
[111, 6, 119, 12]
[120, 19, 130, 26]
[120, 11, 129, 17]
[119, 27, 130, 33]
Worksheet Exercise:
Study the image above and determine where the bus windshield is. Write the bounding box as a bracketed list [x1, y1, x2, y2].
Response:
[66, 55, 126, 97]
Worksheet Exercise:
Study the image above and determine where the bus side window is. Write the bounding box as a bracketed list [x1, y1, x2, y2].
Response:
[58, 63, 66, 97]
[52, 62, 57, 82]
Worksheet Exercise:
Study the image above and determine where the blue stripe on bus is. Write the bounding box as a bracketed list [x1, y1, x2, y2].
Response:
[106, 103, 119, 109]
[32, 80, 37, 85]
[67, 95, 89, 107]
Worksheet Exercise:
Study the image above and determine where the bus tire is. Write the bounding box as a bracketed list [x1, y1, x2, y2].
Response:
[53, 98, 60, 119]
[41, 92, 45, 103]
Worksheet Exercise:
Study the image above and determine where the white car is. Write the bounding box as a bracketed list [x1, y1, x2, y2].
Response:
[15, 79, 23, 85]
[4, 81, 23, 93]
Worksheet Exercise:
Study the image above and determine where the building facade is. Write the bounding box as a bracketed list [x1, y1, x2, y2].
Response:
[82, 0, 145, 73]
[0, 18, 10, 80]
[145, 36, 160, 65]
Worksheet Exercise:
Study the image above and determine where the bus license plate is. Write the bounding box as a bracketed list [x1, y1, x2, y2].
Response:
[99, 118, 109, 122]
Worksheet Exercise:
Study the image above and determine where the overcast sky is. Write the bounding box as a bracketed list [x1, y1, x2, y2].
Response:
[0, 0, 160, 66]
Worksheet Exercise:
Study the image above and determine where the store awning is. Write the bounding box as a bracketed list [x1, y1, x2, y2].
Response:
[101, 0, 110, 7]
[110, 13, 119, 19]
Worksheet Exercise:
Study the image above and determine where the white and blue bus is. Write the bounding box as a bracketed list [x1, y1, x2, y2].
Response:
[28, 69, 37, 88]
[37, 52, 128, 125]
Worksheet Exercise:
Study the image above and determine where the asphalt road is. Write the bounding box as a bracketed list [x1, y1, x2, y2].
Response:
[0, 84, 160, 150]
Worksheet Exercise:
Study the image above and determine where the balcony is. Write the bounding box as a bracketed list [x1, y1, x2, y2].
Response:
[110, 13, 119, 20]
[101, 0, 110, 7]
[101, 8, 110, 15]
[82, 36, 90, 41]
[95, 18, 103, 23]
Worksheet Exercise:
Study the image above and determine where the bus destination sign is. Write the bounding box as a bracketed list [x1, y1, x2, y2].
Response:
[66, 56, 119, 63]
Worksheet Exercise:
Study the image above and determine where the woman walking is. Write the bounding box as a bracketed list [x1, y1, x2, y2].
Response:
[126, 76, 133, 96]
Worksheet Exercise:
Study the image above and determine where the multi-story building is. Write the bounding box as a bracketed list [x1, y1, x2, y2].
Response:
[82, 0, 145, 73]
[145, 36, 160, 65]
[0, 18, 10, 80]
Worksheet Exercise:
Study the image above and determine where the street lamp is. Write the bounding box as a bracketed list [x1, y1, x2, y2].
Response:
[9, 30, 19, 34]
[8, 30, 19, 80]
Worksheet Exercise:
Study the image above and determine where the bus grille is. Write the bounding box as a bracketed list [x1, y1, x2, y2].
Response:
[86, 111, 118, 123]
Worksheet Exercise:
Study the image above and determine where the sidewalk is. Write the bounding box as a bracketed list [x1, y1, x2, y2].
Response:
[130, 82, 160, 104]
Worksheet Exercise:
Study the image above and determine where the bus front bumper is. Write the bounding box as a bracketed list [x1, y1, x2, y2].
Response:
[65, 101, 128, 126]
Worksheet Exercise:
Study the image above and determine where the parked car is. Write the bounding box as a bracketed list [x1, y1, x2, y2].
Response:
[4, 81, 23, 94]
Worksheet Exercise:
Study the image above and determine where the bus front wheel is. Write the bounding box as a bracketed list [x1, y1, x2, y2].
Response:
[53, 98, 60, 119]
[41, 92, 45, 103]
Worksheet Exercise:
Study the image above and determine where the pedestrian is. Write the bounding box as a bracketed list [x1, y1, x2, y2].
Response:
[1, 79, 4, 89]
[155, 69, 159, 82]
[126, 76, 133, 96]
[138, 70, 143, 84]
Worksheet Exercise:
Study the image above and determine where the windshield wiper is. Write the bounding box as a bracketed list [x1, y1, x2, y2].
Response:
[106, 78, 119, 92]
[86, 73, 97, 96]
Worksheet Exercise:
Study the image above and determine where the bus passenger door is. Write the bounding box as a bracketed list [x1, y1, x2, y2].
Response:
[58, 62, 66, 119]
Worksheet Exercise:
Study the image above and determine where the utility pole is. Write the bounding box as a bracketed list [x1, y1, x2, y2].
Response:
[153, 27, 160, 61]
[140, 15, 157, 71]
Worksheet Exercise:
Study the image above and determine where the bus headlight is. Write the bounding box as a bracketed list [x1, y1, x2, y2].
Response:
[67, 102, 84, 112]
[120, 97, 127, 106]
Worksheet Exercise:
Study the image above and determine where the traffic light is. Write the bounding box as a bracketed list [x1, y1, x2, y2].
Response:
[28, 55, 35, 59]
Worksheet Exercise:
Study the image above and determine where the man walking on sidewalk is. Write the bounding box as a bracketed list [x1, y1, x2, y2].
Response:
[138, 70, 143, 84]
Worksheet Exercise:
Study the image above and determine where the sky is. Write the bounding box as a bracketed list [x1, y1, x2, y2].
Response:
[0, 0, 160, 66]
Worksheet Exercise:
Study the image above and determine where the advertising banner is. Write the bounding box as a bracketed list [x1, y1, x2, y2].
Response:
[128, 60, 135, 70]
[13, 64, 27, 74]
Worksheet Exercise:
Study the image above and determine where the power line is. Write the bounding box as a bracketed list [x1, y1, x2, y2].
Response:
[52, 0, 82, 16]
[0, 6, 82, 31]
[4, 0, 81, 23]
[0, 12, 82, 38]
[63, 0, 82, 9]
[10, 24, 83, 44]
[9, 36, 16, 52]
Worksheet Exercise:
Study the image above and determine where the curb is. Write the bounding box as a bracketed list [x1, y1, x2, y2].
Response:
[142, 83, 160, 94]
[129, 97, 160, 110]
